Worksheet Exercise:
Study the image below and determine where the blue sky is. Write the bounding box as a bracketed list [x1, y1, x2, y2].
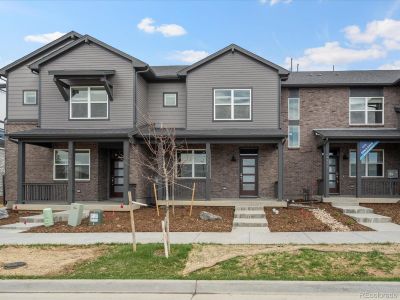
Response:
[1, 0, 400, 71]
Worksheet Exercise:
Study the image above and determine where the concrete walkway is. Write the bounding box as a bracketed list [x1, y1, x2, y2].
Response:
[1, 229, 400, 245]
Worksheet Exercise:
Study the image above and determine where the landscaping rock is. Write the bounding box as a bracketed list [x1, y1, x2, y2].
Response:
[0, 208, 9, 220]
[310, 208, 351, 232]
[3, 262, 27, 270]
[200, 211, 222, 221]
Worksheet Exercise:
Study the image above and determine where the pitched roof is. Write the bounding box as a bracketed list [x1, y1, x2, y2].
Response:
[283, 70, 400, 87]
[314, 128, 400, 140]
[29, 35, 147, 71]
[0, 31, 82, 76]
[178, 44, 289, 76]
[150, 65, 187, 78]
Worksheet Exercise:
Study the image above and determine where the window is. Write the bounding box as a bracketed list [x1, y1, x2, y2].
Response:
[288, 98, 300, 120]
[177, 150, 206, 178]
[54, 149, 90, 180]
[214, 89, 251, 120]
[163, 93, 177, 107]
[349, 97, 383, 125]
[349, 149, 384, 177]
[288, 125, 300, 148]
[23, 90, 37, 105]
[70, 87, 108, 119]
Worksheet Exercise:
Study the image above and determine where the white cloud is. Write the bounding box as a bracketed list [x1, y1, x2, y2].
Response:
[24, 32, 65, 44]
[259, 0, 292, 5]
[137, 18, 186, 37]
[379, 60, 400, 70]
[169, 50, 209, 64]
[285, 42, 385, 71]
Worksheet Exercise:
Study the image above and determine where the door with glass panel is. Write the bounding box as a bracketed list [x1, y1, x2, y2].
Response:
[110, 151, 124, 198]
[329, 151, 340, 194]
[240, 156, 258, 197]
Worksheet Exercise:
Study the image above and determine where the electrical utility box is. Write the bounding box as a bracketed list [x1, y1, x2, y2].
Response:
[43, 208, 54, 227]
[68, 203, 84, 227]
[89, 210, 103, 226]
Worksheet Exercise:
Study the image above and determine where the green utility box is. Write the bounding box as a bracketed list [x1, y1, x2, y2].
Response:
[68, 203, 84, 227]
[43, 208, 54, 227]
[89, 210, 103, 226]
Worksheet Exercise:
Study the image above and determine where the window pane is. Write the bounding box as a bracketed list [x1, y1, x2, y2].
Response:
[75, 151, 90, 165]
[215, 105, 231, 119]
[179, 164, 192, 177]
[349, 151, 356, 164]
[367, 111, 383, 124]
[24, 91, 37, 104]
[234, 90, 250, 104]
[243, 175, 255, 183]
[179, 153, 193, 164]
[350, 98, 365, 110]
[90, 87, 107, 102]
[194, 164, 206, 177]
[215, 90, 231, 105]
[164, 94, 177, 106]
[350, 163, 356, 177]
[55, 165, 68, 180]
[234, 105, 250, 119]
[288, 126, 300, 148]
[350, 111, 365, 124]
[71, 88, 88, 101]
[91, 103, 108, 118]
[194, 151, 206, 164]
[71, 103, 88, 118]
[367, 151, 383, 164]
[55, 150, 68, 165]
[75, 165, 89, 180]
[242, 184, 255, 191]
[288, 98, 299, 120]
[242, 167, 255, 174]
[243, 159, 255, 166]
[367, 98, 383, 111]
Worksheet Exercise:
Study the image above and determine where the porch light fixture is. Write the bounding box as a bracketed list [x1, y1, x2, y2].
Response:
[231, 154, 236, 162]
[343, 154, 349, 160]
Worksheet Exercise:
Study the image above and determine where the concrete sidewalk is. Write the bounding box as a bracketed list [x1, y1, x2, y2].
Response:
[1, 229, 400, 245]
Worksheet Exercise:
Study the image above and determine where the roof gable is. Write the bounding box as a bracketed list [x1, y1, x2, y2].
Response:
[178, 44, 289, 76]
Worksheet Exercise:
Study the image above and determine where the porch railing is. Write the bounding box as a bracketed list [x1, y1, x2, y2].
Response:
[361, 179, 400, 197]
[23, 183, 68, 202]
[159, 179, 206, 200]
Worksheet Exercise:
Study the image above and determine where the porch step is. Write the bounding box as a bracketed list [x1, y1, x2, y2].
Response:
[233, 218, 268, 228]
[345, 213, 392, 223]
[234, 211, 266, 218]
[333, 205, 374, 214]
[19, 210, 90, 224]
[235, 206, 265, 211]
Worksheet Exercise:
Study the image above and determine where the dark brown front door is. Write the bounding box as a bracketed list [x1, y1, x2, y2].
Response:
[240, 156, 258, 197]
[329, 151, 340, 194]
[110, 151, 124, 198]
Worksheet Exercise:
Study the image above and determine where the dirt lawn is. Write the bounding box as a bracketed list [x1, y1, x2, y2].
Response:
[28, 206, 234, 233]
[362, 203, 400, 225]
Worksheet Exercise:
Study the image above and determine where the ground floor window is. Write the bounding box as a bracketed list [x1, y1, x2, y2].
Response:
[54, 149, 90, 180]
[349, 149, 384, 177]
[177, 150, 206, 178]
[288, 125, 300, 148]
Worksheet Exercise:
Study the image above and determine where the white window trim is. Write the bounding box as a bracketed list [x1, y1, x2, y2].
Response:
[163, 93, 177, 107]
[288, 125, 300, 149]
[23, 90, 37, 105]
[53, 149, 91, 181]
[349, 149, 384, 178]
[70, 86, 109, 120]
[349, 97, 384, 126]
[213, 89, 252, 121]
[176, 149, 207, 179]
[288, 97, 300, 121]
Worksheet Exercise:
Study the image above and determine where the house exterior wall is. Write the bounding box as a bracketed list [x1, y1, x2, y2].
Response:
[0, 148, 4, 198]
[186, 51, 279, 130]
[136, 74, 148, 127]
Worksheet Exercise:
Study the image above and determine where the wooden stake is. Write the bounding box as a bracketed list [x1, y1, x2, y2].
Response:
[128, 191, 136, 252]
[189, 182, 196, 217]
[161, 220, 169, 258]
[153, 183, 160, 217]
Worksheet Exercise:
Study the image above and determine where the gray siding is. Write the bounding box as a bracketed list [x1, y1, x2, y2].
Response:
[186, 51, 279, 129]
[148, 82, 186, 128]
[136, 74, 148, 127]
[40, 43, 134, 129]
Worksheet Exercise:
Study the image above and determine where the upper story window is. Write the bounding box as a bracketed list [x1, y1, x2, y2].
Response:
[163, 93, 177, 107]
[349, 97, 383, 125]
[177, 150, 206, 178]
[23, 90, 37, 105]
[288, 98, 300, 120]
[214, 89, 251, 121]
[70, 87, 108, 119]
[349, 149, 384, 177]
[54, 149, 90, 180]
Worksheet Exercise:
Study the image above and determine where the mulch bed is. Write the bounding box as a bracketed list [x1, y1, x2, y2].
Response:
[0, 209, 38, 226]
[361, 203, 400, 225]
[28, 206, 234, 233]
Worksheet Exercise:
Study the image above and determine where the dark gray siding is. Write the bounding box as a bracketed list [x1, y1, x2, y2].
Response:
[136, 74, 148, 127]
[148, 82, 186, 128]
[186, 51, 279, 129]
[40, 43, 134, 129]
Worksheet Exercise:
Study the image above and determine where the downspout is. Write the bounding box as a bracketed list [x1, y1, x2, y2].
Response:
[134, 65, 150, 128]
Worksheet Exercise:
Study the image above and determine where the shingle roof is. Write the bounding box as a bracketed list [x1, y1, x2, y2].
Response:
[150, 66, 188, 78]
[283, 70, 400, 87]
[314, 128, 400, 140]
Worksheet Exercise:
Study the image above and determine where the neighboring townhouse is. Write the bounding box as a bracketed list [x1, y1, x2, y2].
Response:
[1, 32, 399, 206]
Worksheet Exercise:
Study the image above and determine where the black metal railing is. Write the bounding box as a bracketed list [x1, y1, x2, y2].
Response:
[23, 183, 68, 202]
[362, 179, 400, 197]
[159, 179, 206, 200]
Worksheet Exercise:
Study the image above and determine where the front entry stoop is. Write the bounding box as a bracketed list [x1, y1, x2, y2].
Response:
[232, 205, 269, 231]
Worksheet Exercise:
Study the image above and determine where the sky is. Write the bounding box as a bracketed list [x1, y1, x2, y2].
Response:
[2, 0, 400, 73]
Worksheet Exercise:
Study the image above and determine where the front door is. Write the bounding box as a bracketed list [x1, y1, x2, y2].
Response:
[110, 151, 124, 198]
[240, 156, 258, 197]
[329, 151, 340, 194]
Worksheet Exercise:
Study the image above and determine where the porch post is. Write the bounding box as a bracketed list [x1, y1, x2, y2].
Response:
[17, 141, 25, 204]
[323, 141, 330, 198]
[206, 142, 211, 200]
[277, 140, 284, 200]
[67, 141, 75, 203]
[356, 141, 362, 197]
[123, 139, 130, 205]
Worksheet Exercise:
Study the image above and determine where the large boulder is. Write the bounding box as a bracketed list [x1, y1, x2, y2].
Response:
[199, 211, 222, 221]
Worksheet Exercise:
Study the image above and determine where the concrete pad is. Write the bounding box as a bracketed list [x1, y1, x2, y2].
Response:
[345, 213, 391, 223]
[0, 222, 44, 230]
[3, 294, 193, 300]
[304, 232, 372, 244]
[249, 232, 315, 244]
[356, 231, 400, 243]
[360, 222, 400, 231]
[333, 205, 373, 214]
